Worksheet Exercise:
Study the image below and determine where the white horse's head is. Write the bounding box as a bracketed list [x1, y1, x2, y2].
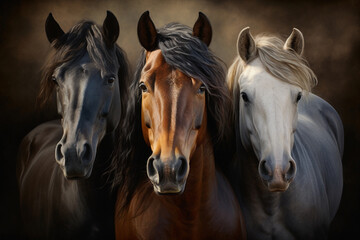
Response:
[228, 27, 317, 192]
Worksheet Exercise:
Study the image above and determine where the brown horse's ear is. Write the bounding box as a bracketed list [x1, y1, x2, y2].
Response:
[284, 28, 304, 56]
[237, 27, 256, 62]
[103, 10, 120, 48]
[193, 12, 212, 46]
[45, 13, 65, 44]
[137, 11, 157, 51]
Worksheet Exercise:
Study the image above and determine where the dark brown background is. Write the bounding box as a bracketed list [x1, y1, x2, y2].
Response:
[0, 0, 359, 238]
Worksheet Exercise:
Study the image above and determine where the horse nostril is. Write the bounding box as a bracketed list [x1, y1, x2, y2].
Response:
[55, 143, 63, 162]
[147, 157, 155, 177]
[81, 143, 92, 163]
[259, 160, 272, 181]
[176, 157, 188, 182]
[146, 156, 163, 184]
[285, 160, 296, 181]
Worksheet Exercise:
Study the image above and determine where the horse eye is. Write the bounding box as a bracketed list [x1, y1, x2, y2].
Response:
[52, 76, 58, 85]
[107, 76, 116, 84]
[296, 92, 302, 102]
[139, 82, 148, 92]
[197, 84, 206, 94]
[241, 92, 249, 103]
[101, 112, 109, 118]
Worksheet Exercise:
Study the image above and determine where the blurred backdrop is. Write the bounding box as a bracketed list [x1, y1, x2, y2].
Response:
[0, 0, 359, 238]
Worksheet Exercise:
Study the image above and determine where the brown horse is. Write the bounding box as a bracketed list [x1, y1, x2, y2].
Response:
[110, 11, 246, 239]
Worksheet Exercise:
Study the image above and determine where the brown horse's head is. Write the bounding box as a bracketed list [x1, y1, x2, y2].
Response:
[137, 11, 213, 194]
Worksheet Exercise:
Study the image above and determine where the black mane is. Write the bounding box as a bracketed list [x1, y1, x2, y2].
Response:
[38, 20, 129, 111]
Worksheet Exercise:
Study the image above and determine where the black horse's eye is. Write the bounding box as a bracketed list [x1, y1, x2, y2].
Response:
[139, 82, 148, 92]
[101, 112, 109, 118]
[296, 92, 302, 103]
[197, 84, 206, 94]
[241, 92, 249, 103]
[107, 76, 116, 84]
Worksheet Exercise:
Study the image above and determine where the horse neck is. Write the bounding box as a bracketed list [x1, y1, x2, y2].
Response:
[238, 145, 282, 211]
[82, 131, 116, 188]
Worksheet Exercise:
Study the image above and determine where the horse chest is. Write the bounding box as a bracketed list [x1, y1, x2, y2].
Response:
[243, 184, 329, 240]
[118, 196, 242, 240]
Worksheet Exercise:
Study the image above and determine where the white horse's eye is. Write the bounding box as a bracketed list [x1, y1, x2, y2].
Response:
[241, 92, 250, 103]
[296, 92, 302, 102]
[52, 76, 58, 85]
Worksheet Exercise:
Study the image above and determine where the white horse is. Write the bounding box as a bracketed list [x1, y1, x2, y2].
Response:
[227, 27, 344, 239]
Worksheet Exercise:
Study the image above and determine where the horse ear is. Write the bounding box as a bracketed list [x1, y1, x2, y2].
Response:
[137, 11, 157, 51]
[284, 28, 304, 56]
[193, 12, 212, 46]
[45, 13, 65, 44]
[103, 11, 120, 48]
[237, 27, 256, 62]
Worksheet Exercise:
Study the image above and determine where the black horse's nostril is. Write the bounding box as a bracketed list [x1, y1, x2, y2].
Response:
[259, 160, 272, 181]
[176, 156, 188, 183]
[55, 143, 63, 162]
[285, 160, 296, 181]
[81, 143, 92, 163]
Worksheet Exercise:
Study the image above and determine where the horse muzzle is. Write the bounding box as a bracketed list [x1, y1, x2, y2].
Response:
[55, 141, 94, 179]
[258, 158, 296, 192]
[146, 155, 189, 195]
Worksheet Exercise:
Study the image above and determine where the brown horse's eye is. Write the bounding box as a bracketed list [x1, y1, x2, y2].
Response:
[139, 82, 148, 92]
[197, 84, 206, 94]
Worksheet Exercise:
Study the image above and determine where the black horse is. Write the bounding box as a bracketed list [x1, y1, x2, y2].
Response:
[16, 11, 129, 239]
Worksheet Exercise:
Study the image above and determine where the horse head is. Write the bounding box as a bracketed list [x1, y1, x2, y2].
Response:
[232, 27, 316, 192]
[137, 11, 212, 194]
[45, 11, 122, 179]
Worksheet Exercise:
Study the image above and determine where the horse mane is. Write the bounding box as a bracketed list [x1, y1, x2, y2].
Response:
[228, 34, 317, 97]
[37, 20, 129, 109]
[110, 22, 234, 213]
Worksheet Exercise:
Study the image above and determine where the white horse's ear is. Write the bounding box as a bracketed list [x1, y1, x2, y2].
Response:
[284, 28, 304, 56]
[237, 27, 256, 62]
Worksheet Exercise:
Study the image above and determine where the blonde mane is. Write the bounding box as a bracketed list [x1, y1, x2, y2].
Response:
[227, 34, 318, 95]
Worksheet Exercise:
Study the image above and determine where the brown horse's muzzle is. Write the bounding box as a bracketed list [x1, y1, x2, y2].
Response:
[146, 154, 188, 195]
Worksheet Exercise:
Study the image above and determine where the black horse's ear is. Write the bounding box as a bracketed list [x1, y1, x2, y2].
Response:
[137, 11, 157, 51]
[193, 12, 212, 46]
[45, 13, 65, 44]
[103, 11, 120, 48]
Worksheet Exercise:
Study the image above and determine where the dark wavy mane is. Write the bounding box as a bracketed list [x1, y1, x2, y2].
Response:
[37, 20, 129, 111]
[110, 22, 234, 212]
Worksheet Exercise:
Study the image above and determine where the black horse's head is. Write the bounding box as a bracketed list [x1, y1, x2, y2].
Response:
[42, 11, 127, 179]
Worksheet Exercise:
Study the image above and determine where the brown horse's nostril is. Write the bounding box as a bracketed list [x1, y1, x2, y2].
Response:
[259, 160, 272, 181]
[147, 157, 156, 177]
[176, 156, 188, 183]
[285, 160, 296, 181]
[147, 156, 162, 184]
[55, 143, 63, 162]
